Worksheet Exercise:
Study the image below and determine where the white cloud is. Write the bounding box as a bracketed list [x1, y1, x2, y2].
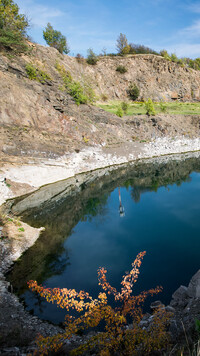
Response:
[181, 20, 200, 38]
[188, 2, 200, 14]
[166, 43, 200, 58]
[16, 0, 65, 28]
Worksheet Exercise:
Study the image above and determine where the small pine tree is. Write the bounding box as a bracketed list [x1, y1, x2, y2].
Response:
[145, 98, 156, 116]
[128, 83, 140, 101]
[116, 106, 124, 117]
[121, 101, 129, 113]
[86, 48, 98, 65]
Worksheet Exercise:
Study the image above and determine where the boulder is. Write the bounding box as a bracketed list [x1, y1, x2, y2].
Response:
[170, 285, 189, 308]
[150, 300, 165, 310]
[171, 92, 178, 100]
[187, 270, 200, 298]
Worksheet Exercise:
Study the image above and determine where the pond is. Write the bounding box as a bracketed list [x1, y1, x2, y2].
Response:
[7, 153, 200, 325]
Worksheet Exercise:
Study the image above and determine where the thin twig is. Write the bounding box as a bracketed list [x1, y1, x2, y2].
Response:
[181, 320, 191, 356]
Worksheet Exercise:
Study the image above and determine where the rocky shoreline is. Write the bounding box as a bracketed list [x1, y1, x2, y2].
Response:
[2, 135, 200, 206]
[1, 146, 200, 355]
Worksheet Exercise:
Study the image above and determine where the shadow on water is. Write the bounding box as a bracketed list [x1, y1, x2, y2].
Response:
[6, 153, 200, 323]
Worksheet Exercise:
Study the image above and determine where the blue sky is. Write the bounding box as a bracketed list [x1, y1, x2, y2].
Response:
[16, 0, 200, 58]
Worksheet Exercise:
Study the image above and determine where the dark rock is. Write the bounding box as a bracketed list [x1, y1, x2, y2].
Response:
[150, 300, 165, 310]
[187, 270, 200, 298]
[165, 305, 175, 313]
[171, 285, 189, 302]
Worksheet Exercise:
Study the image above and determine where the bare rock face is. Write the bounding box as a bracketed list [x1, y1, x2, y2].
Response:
[169, 271, 200, 343]
[170, 285, 189, 308]
[187, 270, 200, 298]
[53, 51, 200, 102]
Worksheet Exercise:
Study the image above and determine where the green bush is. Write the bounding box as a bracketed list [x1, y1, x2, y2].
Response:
[86, 48, 98, 65]
[145, 98, 156, 116]
[159, 102, 167, 113]
[25, 63, 37, 80]
[116, 65, 127, 73]
[128, 83, 140, 101]
[55, 61, 95, 105]
[68, 81, 88, 105]
[116, 106, 124, 117]
[0, 28, 28, 53]
[160, 50, 171, 61]
[26, 64, 51, 83]
[121, 101, 129, 113]
[171, 53, 178, 63]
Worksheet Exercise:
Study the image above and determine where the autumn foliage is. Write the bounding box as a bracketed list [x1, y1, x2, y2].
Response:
[28, 251, 171, 355]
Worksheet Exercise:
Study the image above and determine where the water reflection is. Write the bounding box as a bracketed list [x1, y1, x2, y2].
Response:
[118, 188, 125, 217]
[7, 153, 200, 324]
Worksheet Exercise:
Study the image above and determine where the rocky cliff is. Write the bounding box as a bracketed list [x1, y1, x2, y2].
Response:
[1, 43, 200, 162]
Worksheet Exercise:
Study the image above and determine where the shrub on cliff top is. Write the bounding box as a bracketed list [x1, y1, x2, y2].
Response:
[43, 23, 70, 54]
[86, 48, 98, 65]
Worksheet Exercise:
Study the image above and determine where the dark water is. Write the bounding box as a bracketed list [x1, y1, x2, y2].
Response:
[7, 155, 200, 324]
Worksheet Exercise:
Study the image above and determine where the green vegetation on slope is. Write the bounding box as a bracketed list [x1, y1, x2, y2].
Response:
[97, 100, 200, 116]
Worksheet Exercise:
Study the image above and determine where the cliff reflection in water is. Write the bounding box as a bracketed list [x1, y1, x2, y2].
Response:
[7, 153, 200, 323]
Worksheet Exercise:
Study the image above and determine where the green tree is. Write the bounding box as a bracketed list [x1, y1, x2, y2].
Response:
[43, 23, 70, 54]
[116, 33, 129, 54]
[128, 83, 140, 101]
[86, 48, 98, 65]
[0, 0, 29, 52]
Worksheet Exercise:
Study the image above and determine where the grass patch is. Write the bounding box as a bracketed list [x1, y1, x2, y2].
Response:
[96, 100, 200, 116]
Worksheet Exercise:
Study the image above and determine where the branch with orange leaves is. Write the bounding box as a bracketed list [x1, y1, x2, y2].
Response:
[28, 251, 169, 356]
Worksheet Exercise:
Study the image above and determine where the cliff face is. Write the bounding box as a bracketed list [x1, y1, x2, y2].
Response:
[0, 43, 200, 160]
[26, 45, 200, 102]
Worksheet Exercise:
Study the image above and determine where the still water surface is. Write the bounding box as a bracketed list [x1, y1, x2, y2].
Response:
[7, 156, 200, 324]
